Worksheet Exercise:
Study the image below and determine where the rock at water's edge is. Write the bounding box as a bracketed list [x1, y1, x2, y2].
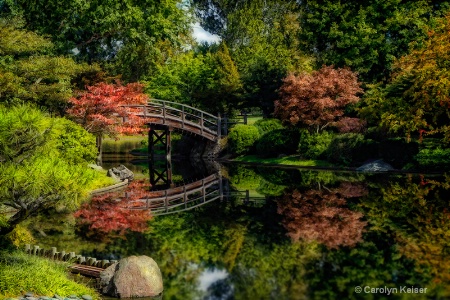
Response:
[107, 165, 134, 181]
[99, 255, 163, 298]
[356, 159, 394, 172]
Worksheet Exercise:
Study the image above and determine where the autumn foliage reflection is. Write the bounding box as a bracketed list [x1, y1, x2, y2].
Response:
[277, 182, 368, 249]
[74, 181, 152, 237]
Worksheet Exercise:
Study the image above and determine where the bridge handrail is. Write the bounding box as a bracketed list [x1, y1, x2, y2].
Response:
[149, 99, 218, 120]
[144, 106, 218, 128]
[148, 103, 217, 126]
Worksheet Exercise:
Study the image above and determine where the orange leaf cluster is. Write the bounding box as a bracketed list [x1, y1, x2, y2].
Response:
[275, 66, 363, 132]
[67, 82, 149, 137]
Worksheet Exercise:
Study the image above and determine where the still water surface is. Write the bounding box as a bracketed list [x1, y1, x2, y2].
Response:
[32, 157, 450, 300]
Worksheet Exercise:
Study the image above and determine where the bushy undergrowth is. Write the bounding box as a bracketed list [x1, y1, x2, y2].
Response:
[414, 147, 450, 170]
[0, 250, 99, 299]
[298, 130, 334, 159]
[228, 124, 260, 155]
[256, 129, 300, 157]
[50, 118, 97, 165]
[324, 133, 377, 166]
[254, 118, 283, 135]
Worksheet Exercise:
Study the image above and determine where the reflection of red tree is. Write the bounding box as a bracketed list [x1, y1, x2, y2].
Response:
[74, 181, 151, 235]
[277, 183, 367, 249]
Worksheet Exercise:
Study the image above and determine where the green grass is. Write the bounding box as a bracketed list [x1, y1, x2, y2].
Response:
[234, 155, 333, 167]
[246, 116, 262, 125]
[0, 250, 99, 299]
[102, 135, 146, 153]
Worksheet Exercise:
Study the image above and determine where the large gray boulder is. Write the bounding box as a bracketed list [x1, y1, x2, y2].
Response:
[107, 165, 134, 181]
[356, 159, 394, 172]
[99, 256, 163, 298]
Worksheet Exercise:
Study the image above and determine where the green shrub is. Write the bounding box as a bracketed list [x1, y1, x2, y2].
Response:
[414, 147, 450, 170]
[256, 129, 300, 157]
[50, 118, 97, 165]
[6, 225, 35, 249]
[254, 118, 283, 135]
[228, 124, 260, 155]
[298, 130, 334, 159]
[324, 133, 376, 166]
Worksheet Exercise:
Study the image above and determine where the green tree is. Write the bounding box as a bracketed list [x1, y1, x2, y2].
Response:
[298, 0, 450, 83]
[145, 43, 242, 114]
[1, 0, 193, 81]
[194, 0, 313, 114]
[361, 13, 450, 143]
[0, 19, 98, 113]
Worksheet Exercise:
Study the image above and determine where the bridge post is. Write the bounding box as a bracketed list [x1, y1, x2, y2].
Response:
[223, 114, 228, 136]
[217, 113, 221, 140]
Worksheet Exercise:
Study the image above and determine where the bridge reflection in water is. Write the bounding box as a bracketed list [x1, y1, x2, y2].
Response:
[124, 172, 266, 216]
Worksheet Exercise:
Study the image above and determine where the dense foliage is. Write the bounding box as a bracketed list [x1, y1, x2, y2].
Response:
[0, 19, 96, 113]
[0, 105, 112, 236]
[227, 124, 260, 155]
[0, 0, 193, 82]
[256, 129, 300, 158]
[362, 14, 450, 144]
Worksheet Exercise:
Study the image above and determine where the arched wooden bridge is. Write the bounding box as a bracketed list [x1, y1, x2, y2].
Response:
[126, 99, 222, 142]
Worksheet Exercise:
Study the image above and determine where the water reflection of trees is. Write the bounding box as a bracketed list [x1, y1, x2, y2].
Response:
[25, 165, 450, 299]
[277, 182, 368, 249]
[359, 174, 450, 294]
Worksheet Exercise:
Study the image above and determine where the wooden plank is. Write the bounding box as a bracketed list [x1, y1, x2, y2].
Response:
[69, 264, 104, 278]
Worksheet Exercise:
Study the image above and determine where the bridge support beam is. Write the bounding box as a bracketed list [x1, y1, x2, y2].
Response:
[148, 124, 174, 189]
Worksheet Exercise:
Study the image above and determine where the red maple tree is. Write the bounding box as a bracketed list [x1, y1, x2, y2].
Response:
[74, 180, 152, 237]
[277, 182, 368, 249]
[66, 82, 150, 161]
[274, 66, 363, 133]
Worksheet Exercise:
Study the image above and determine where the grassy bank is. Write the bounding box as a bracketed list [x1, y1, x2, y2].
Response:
[0, 250, 99, 300]
[102, 135, 146, 153]
[233, 155, 333, 167]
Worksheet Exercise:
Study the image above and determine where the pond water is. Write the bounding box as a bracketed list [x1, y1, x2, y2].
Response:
[30, 155, 450, 300]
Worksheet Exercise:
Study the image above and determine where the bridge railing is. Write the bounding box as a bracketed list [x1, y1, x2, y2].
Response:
[125, 99, 221, 140]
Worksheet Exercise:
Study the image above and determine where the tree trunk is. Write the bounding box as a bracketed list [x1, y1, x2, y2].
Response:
[96, 135, 103, 166]
[0, 209, 29, 236]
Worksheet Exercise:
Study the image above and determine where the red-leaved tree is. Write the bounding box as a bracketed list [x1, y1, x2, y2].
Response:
[274, 66, 363, 133]
[277, 182, 368, 249]
[66, 82, 149, 162]
[74, 180, 152, 239]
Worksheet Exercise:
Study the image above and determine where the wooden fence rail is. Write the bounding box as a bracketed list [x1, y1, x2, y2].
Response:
[24, 244, 115, 277]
